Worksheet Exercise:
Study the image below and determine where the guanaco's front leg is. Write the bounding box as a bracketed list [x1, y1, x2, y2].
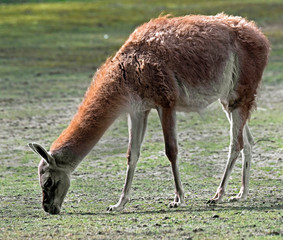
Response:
[107, 111, 149, 212]
[157, 107, 185, 208]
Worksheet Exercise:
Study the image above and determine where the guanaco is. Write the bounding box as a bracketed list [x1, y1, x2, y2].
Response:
[29, 13, 270, 214]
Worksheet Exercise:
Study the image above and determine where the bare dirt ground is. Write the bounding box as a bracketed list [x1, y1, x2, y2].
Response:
[0, 82, 282, 239]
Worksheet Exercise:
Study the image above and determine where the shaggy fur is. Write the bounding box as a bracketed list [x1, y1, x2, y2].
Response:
[51, 13, 269, 160]
[32, 13, 270, 213]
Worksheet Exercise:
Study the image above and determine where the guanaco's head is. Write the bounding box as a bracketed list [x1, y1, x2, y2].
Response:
[28, 143, 71, 214]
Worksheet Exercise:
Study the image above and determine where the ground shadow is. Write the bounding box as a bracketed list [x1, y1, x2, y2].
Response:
[68, 200, 283, 216]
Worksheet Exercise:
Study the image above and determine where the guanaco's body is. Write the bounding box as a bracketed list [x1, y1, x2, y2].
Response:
[29, 13, 270, 214]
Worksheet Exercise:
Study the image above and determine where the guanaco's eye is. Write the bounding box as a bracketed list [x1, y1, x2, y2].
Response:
[44, 178, 53, 189]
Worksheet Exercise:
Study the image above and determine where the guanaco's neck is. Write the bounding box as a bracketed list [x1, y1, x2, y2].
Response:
[50, 60, 128, 170]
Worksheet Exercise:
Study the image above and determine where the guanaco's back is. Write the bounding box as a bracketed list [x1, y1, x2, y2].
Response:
[112, 13, 269, 113]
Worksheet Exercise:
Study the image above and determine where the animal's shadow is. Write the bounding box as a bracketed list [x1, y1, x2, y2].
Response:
[67, 200, 283, 216]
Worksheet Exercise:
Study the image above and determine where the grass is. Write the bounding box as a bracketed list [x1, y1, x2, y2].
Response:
[0, 0, 282, 239]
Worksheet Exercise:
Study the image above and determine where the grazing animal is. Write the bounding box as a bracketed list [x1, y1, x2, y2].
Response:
[29, 13, 270, 214]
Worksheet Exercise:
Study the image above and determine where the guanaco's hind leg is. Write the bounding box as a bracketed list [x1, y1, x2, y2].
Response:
[208, 107, 250, 204]
[229, 124, 253, 201]
[157, 107, 185, 208]
[107, 111, 149, 212]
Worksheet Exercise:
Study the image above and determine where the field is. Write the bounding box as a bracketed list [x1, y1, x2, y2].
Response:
[0, 0, 282, 239]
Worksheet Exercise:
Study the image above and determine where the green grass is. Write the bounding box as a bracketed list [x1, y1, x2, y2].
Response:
[0, 0, 282, 239]
[0, 0, 283, 84]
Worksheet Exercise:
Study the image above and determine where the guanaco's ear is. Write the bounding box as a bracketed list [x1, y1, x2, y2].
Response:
[28, 142, 56, 166]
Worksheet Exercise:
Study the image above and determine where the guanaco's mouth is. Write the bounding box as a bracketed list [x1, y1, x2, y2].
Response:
[43, 203, 61, 215]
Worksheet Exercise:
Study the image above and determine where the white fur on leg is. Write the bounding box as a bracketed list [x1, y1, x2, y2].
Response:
[208, 108, 243, 204]
[107, 164, 135, 212]
[107, 111, 149, 212]
[229, 125, 252, 202]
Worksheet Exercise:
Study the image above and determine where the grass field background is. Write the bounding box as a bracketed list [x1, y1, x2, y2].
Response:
[0, 0, 282, 239]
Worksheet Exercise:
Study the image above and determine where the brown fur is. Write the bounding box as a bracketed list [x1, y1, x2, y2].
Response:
[51, 13, 269, 166]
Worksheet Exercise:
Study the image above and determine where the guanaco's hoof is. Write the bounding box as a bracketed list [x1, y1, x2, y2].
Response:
[207, 199, 218, 205]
